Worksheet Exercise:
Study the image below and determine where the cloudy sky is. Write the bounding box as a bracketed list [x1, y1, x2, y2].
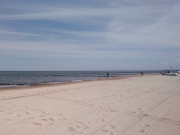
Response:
[0, 0, 180, 71]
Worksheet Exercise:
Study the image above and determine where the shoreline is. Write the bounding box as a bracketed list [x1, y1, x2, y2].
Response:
[0, 74, 161, 91]
[0, 71, 162, 90]
[0, 75, 135, 91]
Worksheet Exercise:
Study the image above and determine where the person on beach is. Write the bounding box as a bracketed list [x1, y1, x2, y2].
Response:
[107, 73, 109, 77]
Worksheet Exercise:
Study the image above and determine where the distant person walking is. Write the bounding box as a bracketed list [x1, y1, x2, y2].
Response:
[107, 73, 109, 77]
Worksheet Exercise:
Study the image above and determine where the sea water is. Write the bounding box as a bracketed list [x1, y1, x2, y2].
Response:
[0, 71, 161, 88]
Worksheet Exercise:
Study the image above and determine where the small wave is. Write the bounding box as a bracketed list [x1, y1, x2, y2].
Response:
[0, 84, 28, 88]
[71, 80, 82, 82]
[0, 85, 16, 88]
[48, 82, 63, 84]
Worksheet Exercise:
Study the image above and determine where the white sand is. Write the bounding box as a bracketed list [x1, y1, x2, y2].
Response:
[0, 75, 180, 135]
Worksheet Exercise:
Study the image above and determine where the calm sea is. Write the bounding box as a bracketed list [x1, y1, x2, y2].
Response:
[0, 71, 161, 88]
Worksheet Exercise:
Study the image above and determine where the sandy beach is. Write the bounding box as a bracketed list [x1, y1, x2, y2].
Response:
[0, 75, 180, 135]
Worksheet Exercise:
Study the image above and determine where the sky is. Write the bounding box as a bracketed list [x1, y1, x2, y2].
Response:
[0, 0, 180, 71]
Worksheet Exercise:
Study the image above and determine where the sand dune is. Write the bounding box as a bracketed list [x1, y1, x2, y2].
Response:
[0, 75, 180, 135]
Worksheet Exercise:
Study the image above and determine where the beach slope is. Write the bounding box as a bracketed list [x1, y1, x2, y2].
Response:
[0, 75, 180, 135]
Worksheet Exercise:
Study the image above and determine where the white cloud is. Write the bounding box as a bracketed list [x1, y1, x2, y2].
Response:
[0, 30, 44, 37]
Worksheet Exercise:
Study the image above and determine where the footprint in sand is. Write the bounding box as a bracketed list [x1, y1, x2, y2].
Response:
[159, 117, 169, 121]
[101, 118, 105, 122]
[75, 121, 83, 124]
[110, 109, 117, 113]
[48, 123, 55, 125]
[102, 129, 114, 135]
[63, 117, 67, 120]
[59, 114, 63, 116]
[49, 118, 55, 121]
[5, 119, 12, 121]
[16, 114, 21, 117]
[110, 124, 116, 129]
[76, 125, 80, 129]
[41, 118, 48, 121]
[141, 114, 149, 117]
[140, 129, 145, 133]
[33, 122, 42, 126]
[102, 129, 109, 133]
[145, 124, 150, 127]
[68, 126, 76, 132]
[83, 125, 89, 129]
